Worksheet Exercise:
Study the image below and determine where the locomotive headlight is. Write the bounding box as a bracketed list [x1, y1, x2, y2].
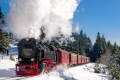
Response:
[26, 37, 29, 41]
[18, 58, 22, 61]
[31, 58, 34, 61]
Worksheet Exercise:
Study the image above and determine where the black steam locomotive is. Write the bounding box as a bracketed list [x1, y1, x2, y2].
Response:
[16, 38, 57, 75]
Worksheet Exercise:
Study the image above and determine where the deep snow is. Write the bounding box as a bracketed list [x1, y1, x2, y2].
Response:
[0, 55, 111, 80]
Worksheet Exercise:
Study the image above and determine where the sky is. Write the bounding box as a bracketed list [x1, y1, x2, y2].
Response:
[0, 0, 120, 45]
[73, 0, 120, 45]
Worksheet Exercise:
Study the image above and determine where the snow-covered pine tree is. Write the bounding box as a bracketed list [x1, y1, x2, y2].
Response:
[0, 7, 9, 53]
[93, 32, 103, 61]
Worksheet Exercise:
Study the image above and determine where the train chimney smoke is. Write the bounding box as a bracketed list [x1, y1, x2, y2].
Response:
[7, 0, 80, 40]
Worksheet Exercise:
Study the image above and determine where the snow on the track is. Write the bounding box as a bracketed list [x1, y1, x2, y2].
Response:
[0, 54, 111, 80]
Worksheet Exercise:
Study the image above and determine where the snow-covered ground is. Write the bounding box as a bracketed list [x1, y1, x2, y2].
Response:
[0, 55, 111, 80]
[26, 63, 111, 80]
[0, 43, 111, 80]
[0, 55, 19, 79]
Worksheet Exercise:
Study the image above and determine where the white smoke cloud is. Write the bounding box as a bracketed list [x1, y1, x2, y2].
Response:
[73, 23, 80, 32]
[7, 0, 80, 40]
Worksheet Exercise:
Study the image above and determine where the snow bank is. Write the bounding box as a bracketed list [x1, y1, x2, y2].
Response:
[25, 63, 111, 80]
[0, 54, 111, 80]
[0, 57, 16, 78]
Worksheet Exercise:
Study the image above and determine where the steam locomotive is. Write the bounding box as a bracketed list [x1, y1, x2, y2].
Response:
[16, 38, 90, 75]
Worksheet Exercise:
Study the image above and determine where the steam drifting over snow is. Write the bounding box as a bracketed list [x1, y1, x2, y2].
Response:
[7, 0, 80, 40]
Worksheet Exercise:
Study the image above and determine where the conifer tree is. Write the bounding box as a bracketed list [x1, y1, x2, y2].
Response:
[0, 7, 9, 53]
[85, 37, 93, 57]
[93, 32, 103, 59]
[110, 62, 120, 80]
[107, 41, 113, 51]
[71, 32, 79, 53]
[0, 7, 5, 25]
[39, 27, 45, 40]
[112, 42, 119, 56]
[101, 35, 107, 53]
[79, 30, 85, 55]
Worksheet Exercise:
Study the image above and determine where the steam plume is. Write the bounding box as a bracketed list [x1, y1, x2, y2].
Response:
[7, 0, 80, 40]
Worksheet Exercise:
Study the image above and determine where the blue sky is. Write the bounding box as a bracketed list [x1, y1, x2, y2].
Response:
[0, 0, 9, 18]
[0, 0, 120, 45]
[73, 0, 120, 45]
